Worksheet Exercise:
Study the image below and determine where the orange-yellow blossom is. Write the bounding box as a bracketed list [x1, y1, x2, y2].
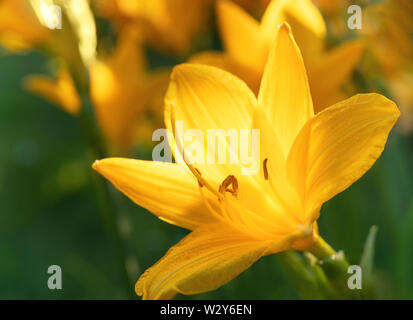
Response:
[93, 23, 399, 299]
[359, 0, 413, 131]
[25, 28, 169, 151]
[8, 0, 97, 115]
[0, 0, 49, 50]
[90, 30, 170, 150]
[24, 68, 81, 115]
[94, 0, 212, 55]
[192, 0, 364, 112]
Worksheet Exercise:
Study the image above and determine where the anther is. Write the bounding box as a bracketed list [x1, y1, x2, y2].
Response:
[170, 105, 221, 199]
[219, 175, 239, 197]
[263, 158, 269, 180]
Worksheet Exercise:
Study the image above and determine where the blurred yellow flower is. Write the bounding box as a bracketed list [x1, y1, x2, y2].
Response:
[25, 28, 169, 151]
[312, 0, 413, 131]
[24, 68, 81, 115]
[93, 23, 399, 300]
[90, 29, 170, 151]
[360, 0, 413, 131]
[0, 0, 49, 50]
[4, 0, 97, 115]
[193, 0, 364, 112]
[0, 0, 97, 68]
[94, 0, 212, 55]
[362, 0, 413, 76]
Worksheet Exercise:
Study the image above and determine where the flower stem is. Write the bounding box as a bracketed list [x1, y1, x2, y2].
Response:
[77, 93, 134, 299]
[308, 236, 336, 260]
[308, 236, 361, 299]
[277, 251, 331, 299]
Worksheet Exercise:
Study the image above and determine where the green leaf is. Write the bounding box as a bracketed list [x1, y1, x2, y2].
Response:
[360, 225, 378, 281]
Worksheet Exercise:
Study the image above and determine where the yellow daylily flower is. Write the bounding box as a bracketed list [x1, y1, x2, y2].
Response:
[1, 0, 97, 87]
[90, 29, 170, 151]
[24, 68, 81, 115]
[359, 0, 413, 132]
[192, 0, 364, 112]
[7, 0, 97, 116]
[312, 0, 413, 133]
[0, 0, 96, 67]
[363, 0, 413, 76]
[24, 26, 168, 151]
[94, 0, 212, 55]
[92, 23, 399, 300]
[0, 0, 49, 50]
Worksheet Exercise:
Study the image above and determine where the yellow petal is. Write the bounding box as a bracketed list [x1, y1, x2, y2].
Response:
[258, 23, 313, 156]
[92, 158, 217, 230]
[164, 63, 256, 181]
[136, 223, 275, 300]
[89, 29, 145, 149]
[165, 63, 255, 133]
[287, 93, 400, 222]
[260, 0, 326, 63]
[90, 62, 136, 149]
[309, 40, 365, 113]
[0, 0, 48, 50]
[252, 108, 302, 219]
[24, 69, 81, 115]
[217, 0, 268, 72]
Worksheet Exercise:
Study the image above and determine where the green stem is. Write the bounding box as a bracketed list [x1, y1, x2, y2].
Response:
[308, 236, 360, 299]
[308, 236, 336, 260]
[277, 251, 332, 299]
[77, 94, 134, 299]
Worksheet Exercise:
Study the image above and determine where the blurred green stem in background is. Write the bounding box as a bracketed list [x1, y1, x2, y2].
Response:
[73, 71, 134, 298]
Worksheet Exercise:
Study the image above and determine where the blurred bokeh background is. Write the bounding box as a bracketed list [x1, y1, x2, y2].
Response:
[1, 0, 413, 299]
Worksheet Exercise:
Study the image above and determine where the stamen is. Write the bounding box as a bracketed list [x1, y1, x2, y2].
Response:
[198, 184, 223, 220]
[194, 168, 203, 187]
[170, 105, 221, 199]
[263, 158, 269, 180]
[219, 175, 239, 197]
